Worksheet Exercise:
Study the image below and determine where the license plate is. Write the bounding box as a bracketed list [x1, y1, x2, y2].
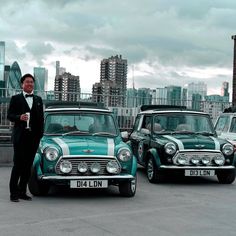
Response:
[185, 170, 215, 176]
[70, 180, 108, 188]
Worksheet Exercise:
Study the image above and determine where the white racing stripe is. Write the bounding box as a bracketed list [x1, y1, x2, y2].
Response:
[52, 137, 70, 155]
[163, 135, 184, 150]
[210, 137, 220, 150]
[107, 138, 115, 156]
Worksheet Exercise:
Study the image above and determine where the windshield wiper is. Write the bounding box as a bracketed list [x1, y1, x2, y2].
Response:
[92, 132, 116, 137]
[196, 131, 214, 136]
[62, 130, 89, 136]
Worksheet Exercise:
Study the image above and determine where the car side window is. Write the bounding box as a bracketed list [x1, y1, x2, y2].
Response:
[215, 116, 230, 132]
[229, 117, 236, 133]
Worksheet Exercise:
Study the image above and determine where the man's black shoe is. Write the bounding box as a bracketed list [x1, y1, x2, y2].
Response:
[10, 195, 19, 202]
[19, 193, 32, 201]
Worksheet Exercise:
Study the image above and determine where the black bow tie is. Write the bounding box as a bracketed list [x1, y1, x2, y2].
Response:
[25, 94, 33, 98]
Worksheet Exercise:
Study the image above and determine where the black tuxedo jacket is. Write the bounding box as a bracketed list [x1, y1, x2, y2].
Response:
[7, 93, 44, 145]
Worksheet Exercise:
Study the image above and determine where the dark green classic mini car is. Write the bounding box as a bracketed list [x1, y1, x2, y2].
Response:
[28, 102, 137, 197]
[129, 105, 236, 184]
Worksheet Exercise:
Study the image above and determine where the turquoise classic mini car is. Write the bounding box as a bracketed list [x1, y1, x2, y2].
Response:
[129, 105, 236, 184]
[28, 102, 137, 197]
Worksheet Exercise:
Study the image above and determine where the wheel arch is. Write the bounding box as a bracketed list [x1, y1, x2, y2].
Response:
[145, 148, 161, 168]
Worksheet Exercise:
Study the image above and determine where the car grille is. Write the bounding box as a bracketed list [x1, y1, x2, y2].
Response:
[172, 151, 225, 166]
[55, 156, 120, 175]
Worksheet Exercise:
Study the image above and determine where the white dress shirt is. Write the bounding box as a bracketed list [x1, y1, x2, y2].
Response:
[23, 91, 33, 109]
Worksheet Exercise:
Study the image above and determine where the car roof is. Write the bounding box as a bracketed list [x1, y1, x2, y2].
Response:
[139, 109, 209, 115]
[45, 107, 112, 113]
[44, 101, 111, 113]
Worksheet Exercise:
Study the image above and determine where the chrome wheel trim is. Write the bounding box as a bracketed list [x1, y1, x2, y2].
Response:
[147, 159, 154, 180]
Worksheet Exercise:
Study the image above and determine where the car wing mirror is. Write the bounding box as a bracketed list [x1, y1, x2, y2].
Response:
[216, 130, 222, 136]
[121, 131, 129, 139]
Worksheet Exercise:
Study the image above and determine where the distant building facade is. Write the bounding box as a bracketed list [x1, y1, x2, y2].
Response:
[34, 67, 48, 91]
[54, 72, 80, 101]
[187, 82, 207, 105]
[92, 55, 127, 107]
[7, 61, 22, 96]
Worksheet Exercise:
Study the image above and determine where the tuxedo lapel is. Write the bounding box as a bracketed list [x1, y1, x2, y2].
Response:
[19, 93, 30, 111]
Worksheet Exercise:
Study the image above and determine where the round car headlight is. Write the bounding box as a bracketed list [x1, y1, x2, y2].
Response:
[106, 160, 120, 174]
[214, 155, 225, 166]
[59, 160, 72, 174]
[44, 147, 59, 161]
[191, 155, 200, 165]
[201, 156, 211, 165]
[78, 162, 88, 173]
[177, 155, 188, 165]
[117, 148, 132, 162]
[90, 162, 101, 174]
[222, 143, 234, 156]
[165, 142, 177, 155]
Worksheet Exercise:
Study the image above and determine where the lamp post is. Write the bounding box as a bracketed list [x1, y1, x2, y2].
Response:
[231, 35, 236, 107]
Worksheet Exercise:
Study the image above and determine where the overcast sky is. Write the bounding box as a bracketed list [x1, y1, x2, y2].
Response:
[1, 0, 236, 96]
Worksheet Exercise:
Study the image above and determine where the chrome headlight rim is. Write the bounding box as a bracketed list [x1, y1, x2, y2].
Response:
[177, 155, 188, 165]
[214, 155, 225, 166]
[201, 156, 211, 165]
[90, 162, 101, 174]
[106, 160, 120, 174]
[44, 146, 59, 161]
[77, 162, 88, 173]
[222, 143, 234, 156]
[164, 142, 177, 155]
[59, 160, 72, 174]
[191, 155, 200, 165]
[117, 148, 132, 162]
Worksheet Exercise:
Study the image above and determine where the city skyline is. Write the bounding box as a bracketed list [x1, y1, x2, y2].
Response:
[1, 0, 236, 96]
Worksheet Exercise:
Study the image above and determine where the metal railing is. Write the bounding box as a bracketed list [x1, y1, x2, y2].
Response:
[0, 88, 232, 133]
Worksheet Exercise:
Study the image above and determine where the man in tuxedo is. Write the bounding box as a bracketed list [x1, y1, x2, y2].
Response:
[7, 74, 44, 202]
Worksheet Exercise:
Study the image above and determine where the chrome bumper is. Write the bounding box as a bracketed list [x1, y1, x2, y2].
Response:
[160, 165, 235, 170]
[40, 174, 135, 181]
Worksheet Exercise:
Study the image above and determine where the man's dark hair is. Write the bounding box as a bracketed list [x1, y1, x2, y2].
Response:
[20, 73, 35, 83]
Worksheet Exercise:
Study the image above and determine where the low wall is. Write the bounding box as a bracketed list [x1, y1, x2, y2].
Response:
[0, 143, 13, 166]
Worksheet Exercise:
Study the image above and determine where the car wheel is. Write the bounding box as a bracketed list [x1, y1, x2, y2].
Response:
[217, 170, 236, 184]
[28, 167, 50, 196]
[146, 156, 163, 183]
[119, 175, 137, 197]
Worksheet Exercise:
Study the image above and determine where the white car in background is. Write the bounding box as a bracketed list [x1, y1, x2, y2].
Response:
[214, 108, 236, 147]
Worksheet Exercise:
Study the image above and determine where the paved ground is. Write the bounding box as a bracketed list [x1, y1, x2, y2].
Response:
[0, 166, 236, 236]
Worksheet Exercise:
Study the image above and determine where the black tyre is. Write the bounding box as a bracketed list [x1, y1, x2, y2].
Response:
[119, 175, 137, 197]
[217, 170, 236, 184]
[146, 156, 163, 183]
[28, 167, 50, 196]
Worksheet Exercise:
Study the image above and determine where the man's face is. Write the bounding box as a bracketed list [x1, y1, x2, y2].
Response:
[22, 77, 34, 93]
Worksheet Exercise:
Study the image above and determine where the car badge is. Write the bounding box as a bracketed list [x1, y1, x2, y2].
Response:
[195, 144, 205, 149]
[83, 149, 95, 153]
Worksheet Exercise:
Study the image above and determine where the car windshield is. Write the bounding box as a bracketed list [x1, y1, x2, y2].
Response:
[153, 113, 214, 134]
[44, 112, 118, 136]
